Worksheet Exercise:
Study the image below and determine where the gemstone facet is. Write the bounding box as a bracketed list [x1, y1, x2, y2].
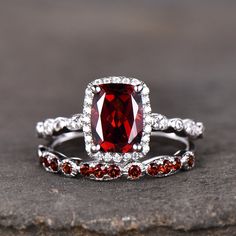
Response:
[80, 164, 92, 176]
[93, 164, 107, 179]
[128, 165, 142, 179]
[91, 83, 143, 154]
[61, 162, 73, 175]
[107, 164, 121, 178]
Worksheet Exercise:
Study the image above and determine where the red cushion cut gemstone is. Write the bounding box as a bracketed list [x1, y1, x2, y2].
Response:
[91, 84, 143, 153]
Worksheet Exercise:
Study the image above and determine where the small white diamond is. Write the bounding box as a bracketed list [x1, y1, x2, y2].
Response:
[175, 119, 184, 131]
[94, 79, 103, 85]
[142, 145, 150, 154]
[94, 152, 103, 160]
[142, 96, 149, 104]
[85, 135, 92, 143]
[195, 122, 204, 136]
[85, 88, 93, 97]
[159, 118, 168, 130]
[44, 119, 54, 136]
[144, 125, 152, 133]
[84, 106, 91, 114]
[85, 144, 91, 153]
[142, 86, 150, 95]
[67, 114, 82, 130]
[131, 78, 141, 86]
[54, 117, 67, 132]
[36, 122, 44, 135]
[113, 153, 122, 162]
[122, 78, 130, 84]
[124, 153, 132, 161]
[184, 119, 196, 136]
[145, 115, 153, 124]
[84, 96, 92, 105]
[104, 78, 111, 84]
[152, 114, 168, 130]
[83, 116, 90, 124]
[112, 76, 121, 83]
[142, 135, 150, 143]
[144, 106, 151, 114]
[169, 119, 184, 132]
[83, 125, 90, 133]
[132, 152, 140, 160]
[104, 153, 112, 162]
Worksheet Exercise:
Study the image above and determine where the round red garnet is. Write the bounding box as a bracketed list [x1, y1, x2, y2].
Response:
[41, 156, 49, 167]
[162, 160, 172, 174]
[128, 165, 142, 179]
[107, 165, 121, 178]
[147, 163, 159, 176]
[49, 158, 59, 172]
[80, 164, 92, 176]
[173, 158, 181, 170]
[93, 164, 107, 178]
[91, 84, 143, 154]
[61, 162, 73, 175]
[187, 156, 195, 168]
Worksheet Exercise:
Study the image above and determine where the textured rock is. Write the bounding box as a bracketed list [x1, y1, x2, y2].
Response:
[0, 1, 236, 235]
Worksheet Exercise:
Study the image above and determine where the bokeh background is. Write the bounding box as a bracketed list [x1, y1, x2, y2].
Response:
[0, 1, 236, 235]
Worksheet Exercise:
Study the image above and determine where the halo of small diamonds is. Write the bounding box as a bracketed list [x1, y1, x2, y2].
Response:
[82, 76, 152, 163]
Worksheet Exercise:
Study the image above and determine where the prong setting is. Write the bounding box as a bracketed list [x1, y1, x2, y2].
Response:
[91, 144, 101, 153]
[134, 84, 143, 93]
[91, 85, 101, 94]
[133, 143, 143, 152]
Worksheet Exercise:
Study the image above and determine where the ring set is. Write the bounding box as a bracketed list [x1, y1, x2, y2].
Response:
[36, 76, 204, 181]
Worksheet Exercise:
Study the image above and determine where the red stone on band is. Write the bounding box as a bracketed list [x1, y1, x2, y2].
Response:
[91, 84, 143, 154]
[80, 164, 92, 176]
[107, 164, 121, 178]
[93, 164, 107, 178]
[61, 162, 73, 175]
[128, 165, 142, 179]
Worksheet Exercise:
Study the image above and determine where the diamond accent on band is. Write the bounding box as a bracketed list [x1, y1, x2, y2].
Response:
[36, 115, 83, 138]
[168, 118, 184, 132]
[53, 117, 67, 132]
[67, 114, 83, 131]
[180, 151, 196, 170]
[152, 114, 204, 138]
[44, 119, 54, 136]
[152, 114, 168, 130]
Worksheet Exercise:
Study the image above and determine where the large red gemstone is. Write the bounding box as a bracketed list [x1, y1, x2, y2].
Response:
[91, 84, 143, 153]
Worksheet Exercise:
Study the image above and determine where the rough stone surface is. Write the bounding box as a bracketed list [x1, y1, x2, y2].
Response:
[0, 1, 236, 235]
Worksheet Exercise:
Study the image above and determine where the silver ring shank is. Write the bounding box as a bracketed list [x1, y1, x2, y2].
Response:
[51, 131, 192, 151]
